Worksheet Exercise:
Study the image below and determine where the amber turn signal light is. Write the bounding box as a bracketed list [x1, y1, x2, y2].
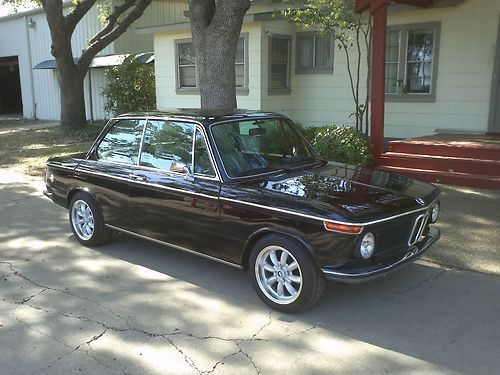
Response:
[324, 221, 363, 235]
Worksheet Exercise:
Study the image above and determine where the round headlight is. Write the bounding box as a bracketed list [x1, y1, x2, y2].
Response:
[360, 232, 375, 259]
[431, 202, 440, 223]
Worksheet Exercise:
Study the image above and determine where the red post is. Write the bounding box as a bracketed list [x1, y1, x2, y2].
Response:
[369, 2, 388, 166]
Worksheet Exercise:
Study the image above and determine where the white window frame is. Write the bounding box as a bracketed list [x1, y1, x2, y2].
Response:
[175, 34, 249, 94]
[268, 34, 292, 95]
[385, 22, 440, 103]
[296, 32, 334, 74]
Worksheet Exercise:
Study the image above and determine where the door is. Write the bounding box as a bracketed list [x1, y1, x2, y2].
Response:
[129, 119, 222, 259]
[78, 118, 146, 230]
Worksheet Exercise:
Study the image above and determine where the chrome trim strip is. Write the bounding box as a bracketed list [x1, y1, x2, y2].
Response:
[46, 164, 77, 172]
[74, 168, 219, 200]
[220, 196, 438, 226]
[105, 224, 242, 269]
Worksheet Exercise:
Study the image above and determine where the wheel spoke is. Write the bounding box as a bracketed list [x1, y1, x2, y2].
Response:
[288, 274, 301, 284]
[270, 250, 279, 267]
[287, 261, 298, 271]
[266, 275, 278, 286]
[280, 250, 288, 265]
[263, 262, 275, 273]
[284, 281, 297, 296]
[277, 280, 284, 296]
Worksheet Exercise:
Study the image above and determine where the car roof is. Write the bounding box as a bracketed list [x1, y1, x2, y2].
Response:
[116, 109, 288, 125]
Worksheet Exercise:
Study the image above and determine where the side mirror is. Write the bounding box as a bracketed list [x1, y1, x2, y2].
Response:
[170, 161, 190, 174]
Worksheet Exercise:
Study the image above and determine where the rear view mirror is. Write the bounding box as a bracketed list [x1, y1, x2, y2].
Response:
[249, 127, 267, 136]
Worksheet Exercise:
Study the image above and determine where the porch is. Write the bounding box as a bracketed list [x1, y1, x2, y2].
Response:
[378, 134, 500, 189]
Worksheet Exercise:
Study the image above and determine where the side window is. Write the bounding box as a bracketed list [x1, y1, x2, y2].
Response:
[139, 120, 194, 172]
[97, 119, 144, 165]
[193, 129, 216, 177]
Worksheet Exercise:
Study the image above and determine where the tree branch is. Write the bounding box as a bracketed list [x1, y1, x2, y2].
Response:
[78, 0, 152, 73]
[64, 0, 97, 34]
[88, 0, 136, 45]
[188, 0, 216, 37]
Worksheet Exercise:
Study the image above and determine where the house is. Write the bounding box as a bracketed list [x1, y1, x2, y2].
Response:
[0, 0, 184, 121]
[142, 0, 500, 139]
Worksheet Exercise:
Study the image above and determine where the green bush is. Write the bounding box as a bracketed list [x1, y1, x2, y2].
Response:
[300, 124, 372, 166]
[102, 55, 156, 116]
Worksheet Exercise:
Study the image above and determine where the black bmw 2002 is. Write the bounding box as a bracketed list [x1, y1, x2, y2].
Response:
[44, 110, 440, 312]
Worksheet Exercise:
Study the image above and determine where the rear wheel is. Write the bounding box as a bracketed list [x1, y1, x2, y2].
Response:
[249, 235, 325, 313]
[69, 192, 111, 246]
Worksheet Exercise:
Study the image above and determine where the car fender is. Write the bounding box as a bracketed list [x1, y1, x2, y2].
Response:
[241, 226, 319, 270]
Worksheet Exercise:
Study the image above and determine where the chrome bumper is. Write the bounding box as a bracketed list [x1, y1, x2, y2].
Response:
[322, 227, 440, 283]
[43, 189, 53, 199]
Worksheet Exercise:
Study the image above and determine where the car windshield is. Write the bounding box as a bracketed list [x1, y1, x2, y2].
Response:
[211, 118, 321, 178]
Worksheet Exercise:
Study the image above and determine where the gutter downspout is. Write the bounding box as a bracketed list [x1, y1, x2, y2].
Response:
[24, 15, 37, 120]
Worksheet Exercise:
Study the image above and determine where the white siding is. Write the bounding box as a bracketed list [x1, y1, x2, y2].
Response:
[384, 0, 499, 137]
[0, 16, 34, 118]
[154, 22, 262, 111]
[151, 0, 499, 138]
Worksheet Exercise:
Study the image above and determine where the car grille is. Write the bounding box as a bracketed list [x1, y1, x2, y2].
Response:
[373, 211, 431, 257]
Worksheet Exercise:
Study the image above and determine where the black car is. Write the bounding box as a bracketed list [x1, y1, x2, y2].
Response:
[44, 110, 440, 312]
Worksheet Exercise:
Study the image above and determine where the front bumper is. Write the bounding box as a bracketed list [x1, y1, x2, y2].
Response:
[322, 227, 440, 283]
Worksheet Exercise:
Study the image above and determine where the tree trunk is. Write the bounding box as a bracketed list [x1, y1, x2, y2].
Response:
[59, 69, 87, 130]
[189, 0, 250, 110]
[41, 0, 153, 129]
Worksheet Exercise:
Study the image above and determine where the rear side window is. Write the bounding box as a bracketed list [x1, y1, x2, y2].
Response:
[97, 119, 144, 165]
[139, 120, 194, 172]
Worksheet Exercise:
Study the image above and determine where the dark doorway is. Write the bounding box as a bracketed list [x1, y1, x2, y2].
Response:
[0, 56, 23, 115]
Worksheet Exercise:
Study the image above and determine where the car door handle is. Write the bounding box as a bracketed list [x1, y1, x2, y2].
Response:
[129, 174, 148, 182]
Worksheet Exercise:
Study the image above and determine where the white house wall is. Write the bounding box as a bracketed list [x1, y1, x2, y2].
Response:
[384, 0, 499, 137]
[0, 16, 34, 118]
[151, 0, 498, 139]
[154, 22, 263, 111]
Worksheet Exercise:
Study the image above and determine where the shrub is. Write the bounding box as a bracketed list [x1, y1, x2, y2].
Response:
[300, 124, 372, 166]
[102, 55, 156, 116]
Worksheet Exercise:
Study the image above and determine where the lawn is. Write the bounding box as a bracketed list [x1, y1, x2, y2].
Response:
[0, 123, 105, 177]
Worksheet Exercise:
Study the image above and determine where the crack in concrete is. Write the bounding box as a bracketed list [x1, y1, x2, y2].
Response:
[0, 260, 131, 328]
[2, 260, 275, 374]
[384, 268, 448, 301]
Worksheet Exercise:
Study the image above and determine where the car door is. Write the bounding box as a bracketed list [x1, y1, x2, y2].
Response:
[77, 118, 146, 231]
[129, 119, 223, 259]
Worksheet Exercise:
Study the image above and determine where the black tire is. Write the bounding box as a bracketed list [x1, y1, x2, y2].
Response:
[69, 192, 112, 246]
[249, 234, 326, 313]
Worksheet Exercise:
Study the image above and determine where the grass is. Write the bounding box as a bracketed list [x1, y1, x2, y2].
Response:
[0, 122, 105, 177]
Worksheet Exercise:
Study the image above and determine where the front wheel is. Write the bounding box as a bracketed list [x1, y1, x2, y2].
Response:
[69, 192, 111, 246]
[249, 235, 325, 313]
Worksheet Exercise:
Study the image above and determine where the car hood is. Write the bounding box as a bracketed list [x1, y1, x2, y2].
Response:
[243, 162, 440, 224]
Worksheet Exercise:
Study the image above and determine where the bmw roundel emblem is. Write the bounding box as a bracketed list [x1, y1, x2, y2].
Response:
[415, 198, 425, 206]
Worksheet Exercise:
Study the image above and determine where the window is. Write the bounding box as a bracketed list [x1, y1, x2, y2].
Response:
[296, 33, 334, 74]
[269, 36, 291, 94]
[193, 129, 216, 177]
[139, 120, 194, 172]
[211, 118, 318, 178]
[176, 36, 248, 92]
[97, 120, 144, 165]
[385, 23, 440, 101]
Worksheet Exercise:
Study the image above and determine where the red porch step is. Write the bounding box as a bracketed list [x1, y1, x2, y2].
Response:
[381, 152, 500, 176]
[378, 165, 500, 190]
[379, 134, 500, 189]
[389, 138, 500, 160]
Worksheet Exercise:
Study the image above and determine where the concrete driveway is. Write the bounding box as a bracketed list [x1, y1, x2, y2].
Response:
[1, 170, 499, 375]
